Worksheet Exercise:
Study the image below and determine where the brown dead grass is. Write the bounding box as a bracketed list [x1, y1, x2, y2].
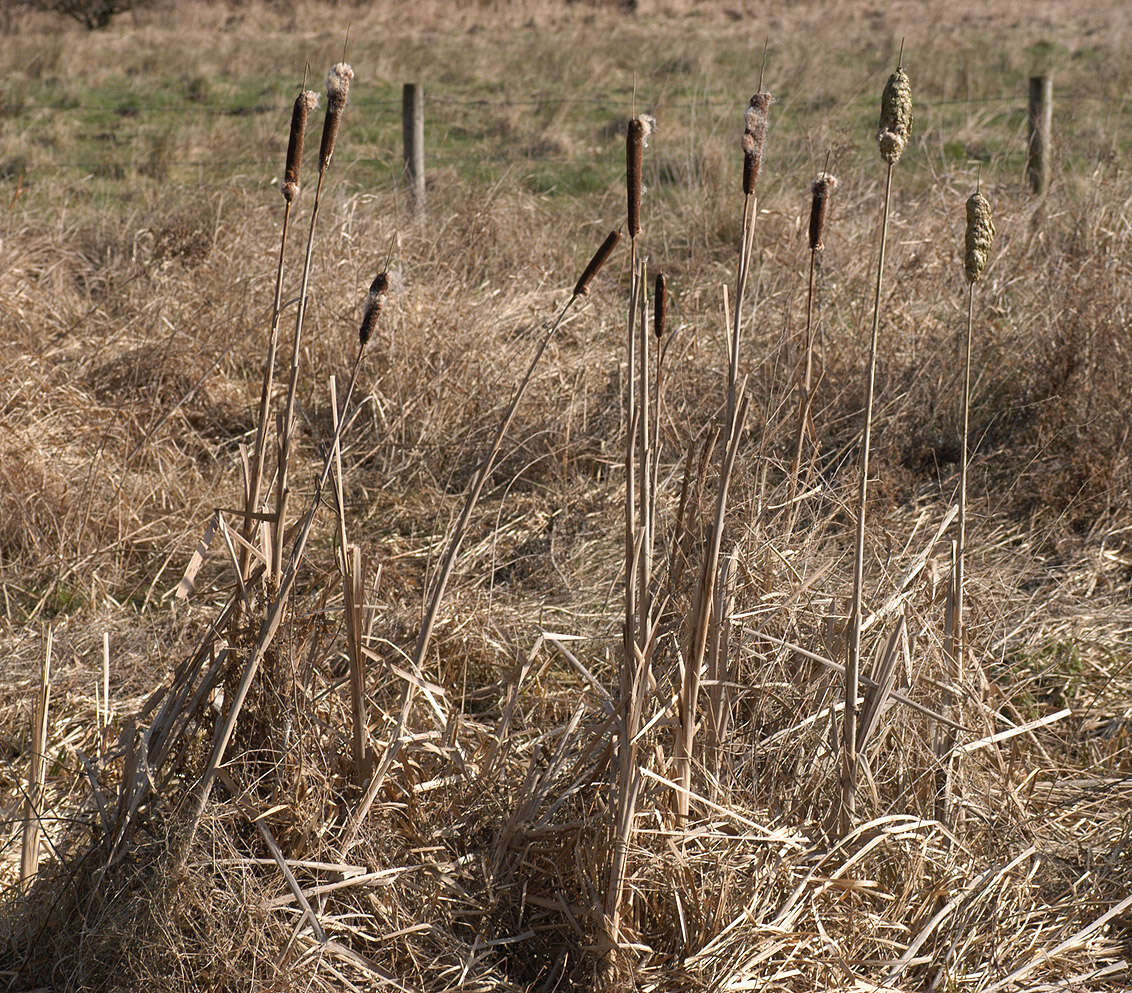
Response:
[1, 2, 1131, 991]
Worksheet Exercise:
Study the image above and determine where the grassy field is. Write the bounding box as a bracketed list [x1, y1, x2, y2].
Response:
[1, 1, 1131, 990]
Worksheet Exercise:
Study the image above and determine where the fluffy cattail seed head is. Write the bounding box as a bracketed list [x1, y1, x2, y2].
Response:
[742, 92, 773, 195]
[654, 273, 667, 340]
[964, 192, 994, 284]
[877, 66, 913, 165]
[319, 62, 355, 173]
[573, 229, 621, 298]
[282, 90, 319, 203]
[359, 271, 389, 345]
[808, 172, 838, 251]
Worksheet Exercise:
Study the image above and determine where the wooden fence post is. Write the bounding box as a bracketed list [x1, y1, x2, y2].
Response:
[402, 83, 425, 213]
[1027, 75, 1052, 196]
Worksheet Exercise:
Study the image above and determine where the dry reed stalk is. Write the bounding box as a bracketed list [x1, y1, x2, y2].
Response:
[788, 172, 837, 522]
[651, 272, 667, 572]
[844, 59, 911, 836]
[239, 88, 318, 583]
[675, 390, 750, 824]
[20, 629, 51, 886]
[637, 259, 652, 640]
[273, 63, 353, 586]
[729, 91, 772, 436]
[938, 190, 994, 824]
[353, 232, 621, 846]
[330, 372, 370, 786]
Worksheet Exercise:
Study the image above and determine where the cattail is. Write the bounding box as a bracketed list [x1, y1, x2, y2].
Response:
[319, 62, 355, 173]
[359, 272, 389, 345]
[808, 172, 838, 251]
[877, 66, 913, 165]
[964, 192, 994, 283]
[626, 115, 654, 238]
[573, 228, 621, 297]
[282, 90, 319, 203]
[654, 273, 667, 340]
[742, 92, 772, 195]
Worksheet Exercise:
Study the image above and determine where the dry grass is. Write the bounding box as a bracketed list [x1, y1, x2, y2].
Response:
[1, 2, 1131, 991]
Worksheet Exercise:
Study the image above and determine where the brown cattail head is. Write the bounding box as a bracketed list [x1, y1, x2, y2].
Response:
[964, 192, 994, 284]
[282, 90, 319, 203]
[319, 62, 355, 173]
[626, 114, 654, 238]
[573, 228, 622, 297]
[742, 92, 773, 196]
[877, 66, 913, 165]
[359, 271, 389, 345]
[654, 273, 667, 340]
[808, 172, 838, 251]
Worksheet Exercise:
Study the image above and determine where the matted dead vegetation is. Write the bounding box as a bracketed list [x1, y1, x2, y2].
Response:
[1, 2, 1131, 991]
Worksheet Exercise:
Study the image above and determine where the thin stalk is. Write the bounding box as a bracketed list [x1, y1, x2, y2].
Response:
[843, 160, 895, 836]
[390, 296, 579, 734]
[273, 167, 328, 586]
[727, 193, 756, 437]
[240, 199, 294, 580]
[637, 259, 651, 640]
[957, 284, 973, 683]
[788, 247, 819, 523]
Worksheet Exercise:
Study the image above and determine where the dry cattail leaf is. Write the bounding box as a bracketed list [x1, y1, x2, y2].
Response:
[626, 115, 654, 238]
[282, 90, 319, 203]
[742, 92, 773, 195]
[964, 192, 994, 283]
[359, 272, 389, 345]
[319, 62, 355, 173]
[808, 172, 838, 251]
[573, 229, 621, 297]
[877, 66, 912, 164]
[654, 273, 667, 340]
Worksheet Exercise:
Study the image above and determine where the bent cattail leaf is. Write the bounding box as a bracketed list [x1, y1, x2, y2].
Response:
[808, 172, 838, 251]
[573, 229, 622, 297]
[742, 92, 772, 196]
[319, 62, 355, 173]
[877, 66, 913, 165]
[626, 115, 654, 238]
[654, 273, 667, 340]
[359, 271, 389, 345]
[282, 90, 319, 203]
[964, 192, 994, 284]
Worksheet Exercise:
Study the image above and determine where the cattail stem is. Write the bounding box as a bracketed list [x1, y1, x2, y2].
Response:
[727, 193, 756, 435]
[241, 200, 293, 579]
[844, 160, 895, 836]
[788, 247, 818, 523]
[273, 167, 328, 585]
[637, 260, 651, 640]
[957, 283, 973, 681]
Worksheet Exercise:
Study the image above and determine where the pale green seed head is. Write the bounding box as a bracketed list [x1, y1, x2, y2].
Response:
[964, 192, 995, 283]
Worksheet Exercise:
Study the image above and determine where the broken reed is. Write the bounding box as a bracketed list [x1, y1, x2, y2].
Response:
[844, 61, 911, 836]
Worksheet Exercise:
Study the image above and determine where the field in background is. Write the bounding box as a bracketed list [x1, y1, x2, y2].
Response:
[1, 1, 1130, 990]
